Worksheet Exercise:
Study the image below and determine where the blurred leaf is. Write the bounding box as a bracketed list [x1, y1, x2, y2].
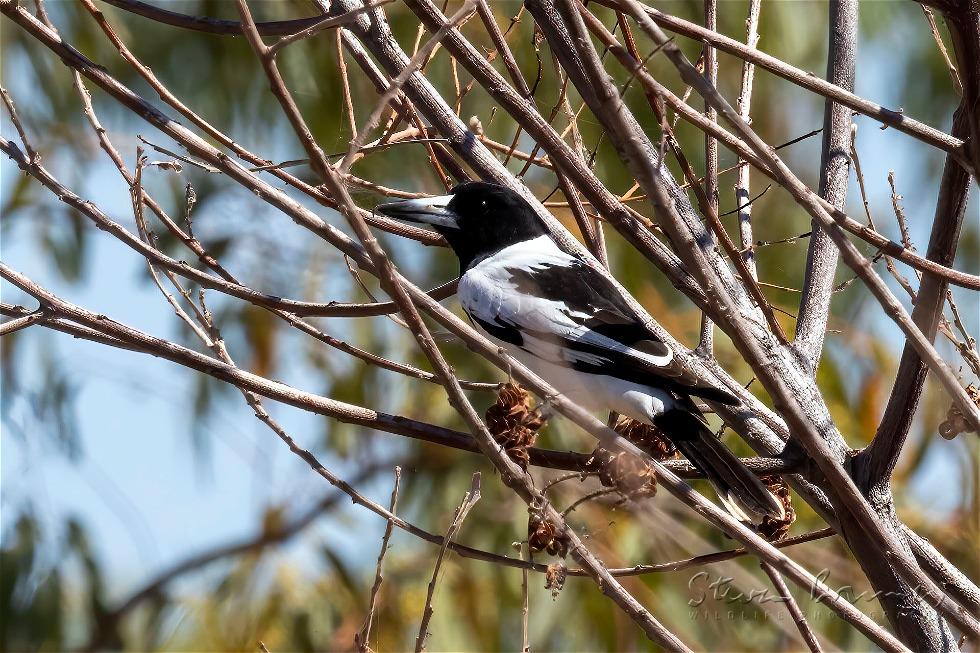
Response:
[0, 512, 64, 651]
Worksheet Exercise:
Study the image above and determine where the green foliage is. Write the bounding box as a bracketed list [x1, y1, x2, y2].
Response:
[1, 515, 65, 652]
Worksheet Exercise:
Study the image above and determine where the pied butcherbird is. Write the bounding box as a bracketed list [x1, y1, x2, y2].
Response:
[377, 182, 783, 522]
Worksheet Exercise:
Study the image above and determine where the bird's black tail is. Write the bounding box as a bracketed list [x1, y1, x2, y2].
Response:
[655, 408, 784, 522]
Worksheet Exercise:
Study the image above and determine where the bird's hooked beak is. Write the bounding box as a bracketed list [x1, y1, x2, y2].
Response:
[375, 195, 460, 230]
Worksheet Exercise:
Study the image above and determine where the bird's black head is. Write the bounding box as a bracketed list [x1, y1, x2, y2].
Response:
[376, 182, 549, 271]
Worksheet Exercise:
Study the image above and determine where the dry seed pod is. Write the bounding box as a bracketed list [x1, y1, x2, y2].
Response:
[938, 384, 979, 440]
[757, 475, 796, 542]
[527, 514, 569, 558]
[587, 448, 657, 500]
[485, 383, 544, 470]
[613, 416, 678, 461]
[545, 562, 567, 599]
[582, 417, 677, 500]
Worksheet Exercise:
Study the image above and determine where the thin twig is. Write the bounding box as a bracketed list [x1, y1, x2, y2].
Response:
[887, 171, 915, 252]
[0, 310, 46, 336]
[336, 29, 358, 142]
[267, 0, 394, 56]
[476, 0, 531, 97]
[561, 488, 618, 517]
[129, 150, 214, 348]
[246, 137, 451, 171]
[0, 84, 39, 162]
[720, 184, 771, 218]
[339, 0, 479, 173]
[920, 4, 962, 95]
[760, 561, 824, 653]
[734, 0, 761, 279]
[849, 130, 916, 297]
[700, 0, 718, 354]
[520, 541, 530, 653]
[357, 467, 402, 653]
[415, 473, 482, 652]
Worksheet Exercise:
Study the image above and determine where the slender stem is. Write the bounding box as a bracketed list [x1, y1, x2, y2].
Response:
[520, 540, 529, 653]
[760, 562, 824, 653]
[0, 85, 38, 162]
[266, 0, 393, 55]
[416, 474, 482, 652]
[700, 0, 717, 354]
[0, 310, 46, 336]
[734, 0, 761, 279]
[476, 0, 531, 97]
[702, 0, 718, 226]
[795, 0, 857, 370]
[357, 467, 402, 653]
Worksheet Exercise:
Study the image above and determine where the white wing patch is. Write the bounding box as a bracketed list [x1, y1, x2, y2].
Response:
[458, 236, 673, 369]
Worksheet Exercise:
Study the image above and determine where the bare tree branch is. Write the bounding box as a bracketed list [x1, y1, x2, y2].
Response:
[569, 6, 980, 291]
[575, 8, 788, 342]
[904, 524, 980, 617]
[934, 0, 980, 177]
[700, 0, 719, 354]
[795, 0, 857, 370]
[0, 309, 47, 336]
[616, 0, 979, 434]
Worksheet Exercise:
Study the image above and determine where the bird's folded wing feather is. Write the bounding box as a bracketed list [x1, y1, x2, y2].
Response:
[458, 244, 738, 404]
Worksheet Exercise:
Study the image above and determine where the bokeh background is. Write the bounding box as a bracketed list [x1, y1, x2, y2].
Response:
[2, 1, 978, 650]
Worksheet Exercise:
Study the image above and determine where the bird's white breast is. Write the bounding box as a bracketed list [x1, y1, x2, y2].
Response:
[478, 330, 674, 422]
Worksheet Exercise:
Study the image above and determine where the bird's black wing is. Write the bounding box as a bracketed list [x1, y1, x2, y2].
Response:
[458, 245, 737, 405]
